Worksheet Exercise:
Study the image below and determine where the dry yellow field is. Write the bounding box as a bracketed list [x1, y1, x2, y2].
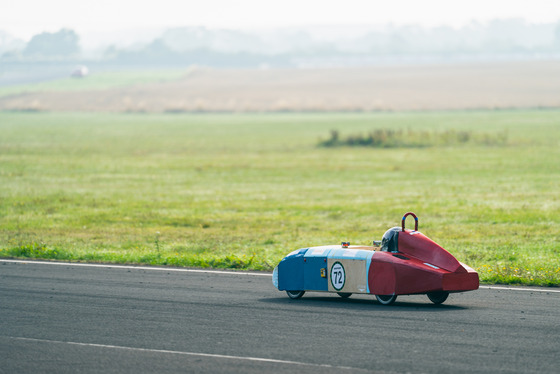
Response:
[2, 60, 560, 112]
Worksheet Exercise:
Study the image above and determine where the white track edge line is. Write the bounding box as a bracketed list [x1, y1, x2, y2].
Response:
[477, 285, 560, 293]
[0, 259, 270, 277]
[2, 259, 559, 293]
[9, 337, 362, 371]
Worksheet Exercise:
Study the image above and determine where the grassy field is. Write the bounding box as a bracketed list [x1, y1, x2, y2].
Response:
[1, 110, 559, 286]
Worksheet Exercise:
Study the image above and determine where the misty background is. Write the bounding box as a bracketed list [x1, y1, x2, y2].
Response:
[2, 19, 560, 86]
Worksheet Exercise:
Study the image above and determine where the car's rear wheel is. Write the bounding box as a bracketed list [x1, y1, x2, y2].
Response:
[427, 291, 449, 304]
[286, 290, 305, 299]
[375, 294, 397, 305]
[337, 292, 352, 298]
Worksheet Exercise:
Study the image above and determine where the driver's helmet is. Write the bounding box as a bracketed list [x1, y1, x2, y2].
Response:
[381, 227, 400, 252]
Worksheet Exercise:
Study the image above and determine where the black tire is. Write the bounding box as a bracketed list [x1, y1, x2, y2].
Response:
[375, 294, 397, 305]
[286, 290, 305, 299]
[427, 291, 449, 304]
[337, 292, 352, 298]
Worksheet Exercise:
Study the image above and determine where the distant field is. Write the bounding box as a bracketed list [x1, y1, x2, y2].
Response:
[0, 69, 189, 99]
[1, 61, 560, 112]
[1, 110, 559, 286]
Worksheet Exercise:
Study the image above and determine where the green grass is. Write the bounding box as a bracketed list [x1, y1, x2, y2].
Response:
[1, 110, 559, 286]
[0, 69, 189, 98]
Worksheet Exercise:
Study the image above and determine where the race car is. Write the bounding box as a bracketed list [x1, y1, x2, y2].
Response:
[272, 212, 479, 305]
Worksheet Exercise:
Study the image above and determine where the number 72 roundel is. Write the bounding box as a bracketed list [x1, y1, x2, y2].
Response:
[330, 262, 345, 290]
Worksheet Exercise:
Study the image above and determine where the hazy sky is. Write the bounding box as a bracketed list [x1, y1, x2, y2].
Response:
[3, 0, 560, 42]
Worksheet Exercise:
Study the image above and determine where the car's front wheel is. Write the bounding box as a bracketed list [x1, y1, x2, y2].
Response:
[337, 292, 352, 298]
[375, 294, 397, 305]
[286, 290, 305, 299]
[427, 291, 449, 304]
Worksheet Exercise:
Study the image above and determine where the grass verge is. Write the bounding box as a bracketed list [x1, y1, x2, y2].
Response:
[1, 110, 559, 286]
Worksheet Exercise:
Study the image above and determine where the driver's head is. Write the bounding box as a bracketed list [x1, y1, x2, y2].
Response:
[381, 227, 400, 252]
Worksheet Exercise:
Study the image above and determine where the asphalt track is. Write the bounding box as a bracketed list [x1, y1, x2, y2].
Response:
[1, 260, 559, 373]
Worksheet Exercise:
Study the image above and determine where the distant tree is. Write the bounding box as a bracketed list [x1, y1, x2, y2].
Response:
[103, 45, 119, 60]
[0, 30, 25, 58]
[24, 28, 80, 58]
[110, 39, 181, 64]
[1, 49, 22, 60]
[144, 38, 175, 57]
[555, 22, 560, 49]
